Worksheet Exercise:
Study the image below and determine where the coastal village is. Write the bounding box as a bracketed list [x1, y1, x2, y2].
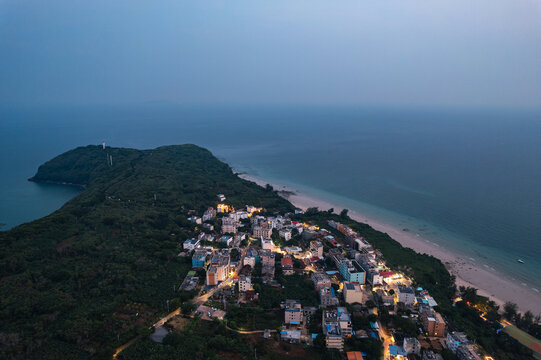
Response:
[159, 194, 495, 360]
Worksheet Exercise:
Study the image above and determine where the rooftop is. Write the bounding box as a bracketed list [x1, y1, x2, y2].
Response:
[398, 285, 414, 294]
[281, 257, 293, 267]
[344, 281, 362, 292]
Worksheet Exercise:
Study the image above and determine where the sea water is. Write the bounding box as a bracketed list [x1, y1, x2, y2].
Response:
[1, 104, 540, 292]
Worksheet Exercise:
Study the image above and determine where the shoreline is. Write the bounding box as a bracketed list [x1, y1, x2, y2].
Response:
[240, 173, 541, 315]
[28, 177, 87, 189]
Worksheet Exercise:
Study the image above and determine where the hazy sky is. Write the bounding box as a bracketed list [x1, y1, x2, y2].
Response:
[1, 0, 540, 108]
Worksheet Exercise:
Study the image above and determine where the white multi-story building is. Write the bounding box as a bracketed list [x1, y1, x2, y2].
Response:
[397, 285, 416, 305]
[279, 228, 292, 241]
[403, 337, 421, 355]
[238, 275, 252, 292]
[368, 269, 383, 285]
[202, 207, 216, 222]
[336, 307, 352, 336]
[221, 217, 238, 234]
[183, 238, 200, 251]
[253, 224, 273, 238]
[261, 237, 274, 251]
[229, 211, 249, 221]
[310, 241, 324, 258]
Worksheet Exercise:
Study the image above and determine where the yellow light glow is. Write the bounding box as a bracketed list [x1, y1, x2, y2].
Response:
[217, 204, 231, 213]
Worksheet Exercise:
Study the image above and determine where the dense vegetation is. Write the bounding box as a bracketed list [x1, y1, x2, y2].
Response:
[0, 145, 293, 360]
[118, 318, 252, 360]
[226, 306, 282, 331]
[119, 317, 321, 360]
[253, 275, 319, 309]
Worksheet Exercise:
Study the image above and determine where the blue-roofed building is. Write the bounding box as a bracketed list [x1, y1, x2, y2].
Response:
[246, 247, 260, 262]
[322, 310, 344, 350]
[284, 299, 303, 325]
[320, 286, 339, 307]
[280, 329, 301, 342]
[388, 345, 407, 358]
[446, 331, 471, 354]
[220, 235, 233, 246]
[336, 307, 352, 336]
[369, 321, 379, 330]
[192, 249, 207, 268]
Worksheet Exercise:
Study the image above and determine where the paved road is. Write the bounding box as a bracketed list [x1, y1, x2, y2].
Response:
[113, 270, 238, 359]
[225, 325, 277, 335]
[153, 308, 181, 328]
[378, 321, 392, 360]
[112, 335, 142, 359]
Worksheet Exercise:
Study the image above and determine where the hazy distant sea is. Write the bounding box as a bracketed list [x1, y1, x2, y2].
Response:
[1, 105, 541, 292]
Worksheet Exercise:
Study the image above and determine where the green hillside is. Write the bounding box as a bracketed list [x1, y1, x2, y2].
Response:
[0, 144, 293, 360]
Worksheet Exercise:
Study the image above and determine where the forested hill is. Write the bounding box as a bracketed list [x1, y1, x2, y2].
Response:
[0, 144, 293, 360]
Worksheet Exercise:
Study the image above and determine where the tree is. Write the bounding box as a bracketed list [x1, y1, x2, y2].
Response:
[503, 302, 518, 321]
[340, 208, 349, 218]
[441, 348, 459, 360]
[181, 301, 196, 315]
[323, 349, 342, 360]
[523, 311, 534, 329]
[365, 300, 376, 309]
[459, 286, 478, 304]
[327, 208, 334, 214]
[313, 334, 326, 350]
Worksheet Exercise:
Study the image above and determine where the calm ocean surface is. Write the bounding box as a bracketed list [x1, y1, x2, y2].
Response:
[1, 105, 541, 291]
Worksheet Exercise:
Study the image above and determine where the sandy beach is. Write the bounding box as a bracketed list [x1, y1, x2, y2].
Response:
[240, 174, 541, 315]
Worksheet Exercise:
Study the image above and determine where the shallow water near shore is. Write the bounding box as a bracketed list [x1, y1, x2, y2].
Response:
[237, 168, 541, 298]
[1, 104, 541, 301]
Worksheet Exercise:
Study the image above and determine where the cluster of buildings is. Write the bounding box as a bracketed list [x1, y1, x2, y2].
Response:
[322, 307, 353, 350]
[178, 201, 489, 360]
[446, 332, 484, 360]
